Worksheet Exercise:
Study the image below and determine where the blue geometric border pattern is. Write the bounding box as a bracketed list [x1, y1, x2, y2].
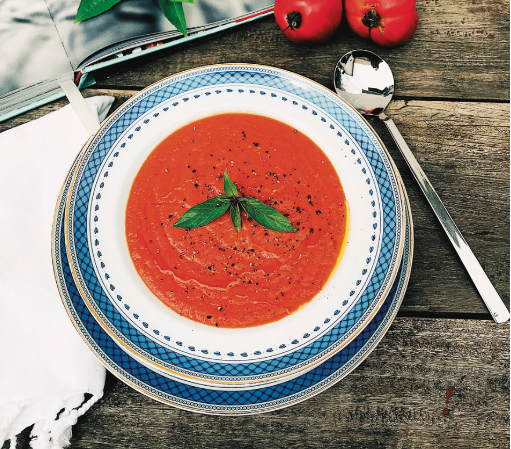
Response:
[67, 65, 403, 381]
[55, 163, 411, 413]
[70, 66, 402, 372]
[88, 85, 383, 358]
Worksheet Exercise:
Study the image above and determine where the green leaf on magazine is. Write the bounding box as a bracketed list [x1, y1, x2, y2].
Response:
[223, 170, 238, 198]
[158, 0, 193, 36]
[173, 197, 230, 229]
[230, 202, 242, 232]
[74, 0, 123, 23]
[239, 197, 297, 233]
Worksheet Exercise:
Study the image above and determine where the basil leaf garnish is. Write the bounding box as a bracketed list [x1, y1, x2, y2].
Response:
[173, 197, 230, 229]
[223, 170, 238, 198]
[230, 202, 242, 232]
[172, 170, 296, 233]
[239, 198, 297, 233]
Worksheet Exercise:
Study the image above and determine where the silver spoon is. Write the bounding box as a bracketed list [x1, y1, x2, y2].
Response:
[334, 49, 509, 324]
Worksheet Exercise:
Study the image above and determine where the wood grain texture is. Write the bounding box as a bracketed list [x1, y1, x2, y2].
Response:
[9, 317, 506, 449]
[369, 100, 510, 316]
[89, 0, 510, 101]
[2, 91, 507, 316]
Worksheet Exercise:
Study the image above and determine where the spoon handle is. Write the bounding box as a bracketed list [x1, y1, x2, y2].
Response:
[380, 113, 509, 323]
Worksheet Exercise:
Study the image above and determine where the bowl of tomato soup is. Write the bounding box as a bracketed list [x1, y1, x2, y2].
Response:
[126, 113, 348, 329]
[66, 65, 404, 384]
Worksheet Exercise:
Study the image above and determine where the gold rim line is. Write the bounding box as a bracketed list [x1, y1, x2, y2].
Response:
[63, 63, 408, 385]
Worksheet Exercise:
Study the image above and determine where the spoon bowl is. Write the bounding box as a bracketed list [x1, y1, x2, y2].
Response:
[334, 50, 394, 116]
[333, 49, 509, 324]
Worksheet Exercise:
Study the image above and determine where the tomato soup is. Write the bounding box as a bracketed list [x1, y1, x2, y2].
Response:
[125, 113, 347, 328]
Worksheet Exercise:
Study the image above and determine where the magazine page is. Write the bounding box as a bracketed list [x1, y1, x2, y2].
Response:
[0, 0, 73, 97]
[46, 0, 273, 70]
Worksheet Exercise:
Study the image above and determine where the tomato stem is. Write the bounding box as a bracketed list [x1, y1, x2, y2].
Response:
[285, 11, 302, 31]
[361, 9, 383, 30]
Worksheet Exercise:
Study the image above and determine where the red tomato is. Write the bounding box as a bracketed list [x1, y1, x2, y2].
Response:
[345, 0, 418, 47]
[274, 0, 343, 44]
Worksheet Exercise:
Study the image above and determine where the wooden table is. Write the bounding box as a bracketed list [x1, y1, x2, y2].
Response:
[2, 0, 509, 447]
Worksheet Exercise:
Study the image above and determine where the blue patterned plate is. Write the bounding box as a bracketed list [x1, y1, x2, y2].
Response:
[54, 150, 412, 413]
[65, 65, 405, 385]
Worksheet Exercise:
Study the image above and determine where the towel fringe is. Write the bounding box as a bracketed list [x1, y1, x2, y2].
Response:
[0, 405, 22, 449]
[28, 392, 103, 449]
[0, 405, 22, 434]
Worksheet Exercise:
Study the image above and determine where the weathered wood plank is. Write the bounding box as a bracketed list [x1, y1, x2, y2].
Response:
[90, 0, 510, 101]
[27, 317, 508, 449]
[371, 101, 510, 315]
[2, 92, 506, 316]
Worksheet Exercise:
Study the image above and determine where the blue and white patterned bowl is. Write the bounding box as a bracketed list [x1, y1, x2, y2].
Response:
[53, 148, 413, 412]
[64, 65, 405, 385]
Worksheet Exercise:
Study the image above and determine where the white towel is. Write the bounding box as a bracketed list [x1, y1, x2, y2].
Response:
[0, 96, 115, 449]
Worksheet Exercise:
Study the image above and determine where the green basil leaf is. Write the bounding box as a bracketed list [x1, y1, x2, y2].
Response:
[240, 197, 297, 233]
[74, 0, 122, 22]
[223, 170, 238, 198]
[173, 197, 230, 229]
[230, 203, 242, 232]
[158, 0, 188, 36]
[216, 195, 232, 203]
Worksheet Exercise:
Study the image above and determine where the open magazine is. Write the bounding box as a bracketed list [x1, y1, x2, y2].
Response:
[0, 0, 274, 122]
